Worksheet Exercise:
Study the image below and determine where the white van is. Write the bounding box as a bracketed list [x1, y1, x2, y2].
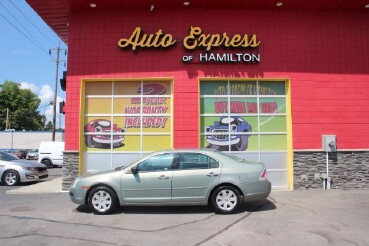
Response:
[38, 142, 65, 168]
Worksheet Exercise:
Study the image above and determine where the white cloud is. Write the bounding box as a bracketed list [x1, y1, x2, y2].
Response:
[20, 82, 39, 93]
[20, 81, 65, 128]
[39, 84, 54, 103]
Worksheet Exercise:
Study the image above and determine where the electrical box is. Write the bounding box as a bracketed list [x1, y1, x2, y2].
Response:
[322, 135, 337, 152]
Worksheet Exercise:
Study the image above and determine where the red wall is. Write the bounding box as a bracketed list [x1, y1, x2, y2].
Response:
[65, 9, 369, 151]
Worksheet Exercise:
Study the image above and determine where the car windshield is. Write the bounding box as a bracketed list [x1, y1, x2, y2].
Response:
[0, 151, 19, 161]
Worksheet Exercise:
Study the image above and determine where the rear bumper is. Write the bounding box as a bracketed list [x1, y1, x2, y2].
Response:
[243, 180, 271, 202]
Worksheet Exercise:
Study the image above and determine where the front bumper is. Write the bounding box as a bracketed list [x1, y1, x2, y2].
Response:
[69, 186, 88, 205]
[20, 171, 48, 182]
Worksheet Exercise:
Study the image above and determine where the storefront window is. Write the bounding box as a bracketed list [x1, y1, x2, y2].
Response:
[200, 80, 290, 189]
[83, 80, 172, 172]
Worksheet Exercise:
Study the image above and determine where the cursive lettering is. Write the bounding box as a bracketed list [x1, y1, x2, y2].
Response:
[183, 26, 260, 51]
[118, 27, 176, 51]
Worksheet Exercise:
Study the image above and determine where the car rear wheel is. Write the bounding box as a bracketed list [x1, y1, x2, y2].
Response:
[88, 186, 118, 215]
[41, 159, 52, 168]
[3, 170, 20, 186]
[211, 186, 241, 214]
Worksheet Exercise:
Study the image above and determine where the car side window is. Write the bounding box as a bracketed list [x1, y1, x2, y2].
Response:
[178, 153, 219, 170]
[137, 153, 174, 172]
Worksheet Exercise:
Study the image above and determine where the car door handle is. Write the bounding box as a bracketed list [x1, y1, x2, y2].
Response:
[207, 172, 219, 177]
[158, 175, 170, 180]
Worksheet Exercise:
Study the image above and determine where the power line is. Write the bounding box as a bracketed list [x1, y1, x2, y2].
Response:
[8, 0, 57, 47]
[0, 12, 50, 57]
[0, 2, 49, 53]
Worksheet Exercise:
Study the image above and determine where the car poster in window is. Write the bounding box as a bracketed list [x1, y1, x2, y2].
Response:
[84, 81, 172, 152]
[200, 80, 287, 152]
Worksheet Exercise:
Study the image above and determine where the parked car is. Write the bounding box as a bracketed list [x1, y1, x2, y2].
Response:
[205, 116, 252, 151]
[0, 151, 48, 186]
[69, 149, 271, 215]
[38, 142, 64, 168]
[10, 149, 28, 159]
[26, 149, 39, 160]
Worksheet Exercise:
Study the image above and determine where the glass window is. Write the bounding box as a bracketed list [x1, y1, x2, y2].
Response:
[84, 80, 172, 153]
[200, 80, 287, 153]
[137, 153, 174, 172]
[85, 81, 112, 95]
[178, 153, 219, 169]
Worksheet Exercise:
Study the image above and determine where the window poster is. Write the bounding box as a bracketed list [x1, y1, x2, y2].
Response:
[83, 80, 172, 152]
[200, 80, 287, 152]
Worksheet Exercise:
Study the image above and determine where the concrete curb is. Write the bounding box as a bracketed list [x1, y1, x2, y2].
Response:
[6, 177, 64, 195]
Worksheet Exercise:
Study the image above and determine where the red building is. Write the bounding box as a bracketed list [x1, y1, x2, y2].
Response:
[27, 0, 369, 190]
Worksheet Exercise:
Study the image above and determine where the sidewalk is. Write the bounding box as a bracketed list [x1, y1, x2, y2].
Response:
[6, 177, 65, 194]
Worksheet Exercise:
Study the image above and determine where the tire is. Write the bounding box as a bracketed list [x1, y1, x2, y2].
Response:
[235, 134, 249, 151]
[41, 159, 52, 168]
[211, 186, 241, 214]
[88, 186, 118, 215]
[2, 170, 20, 186]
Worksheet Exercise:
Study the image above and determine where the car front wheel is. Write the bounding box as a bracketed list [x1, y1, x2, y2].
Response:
[3, 170, 20, 186]
[211, 186, 241, 214]
[88, 186, 118, 215]
[41, 159, 52, 168]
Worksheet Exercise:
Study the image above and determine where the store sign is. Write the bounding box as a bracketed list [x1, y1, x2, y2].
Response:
[118, 26, 260, 64]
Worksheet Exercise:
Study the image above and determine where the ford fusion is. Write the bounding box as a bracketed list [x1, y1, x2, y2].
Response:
[0, 151, 48, 186]
[69, 149, 271, 214]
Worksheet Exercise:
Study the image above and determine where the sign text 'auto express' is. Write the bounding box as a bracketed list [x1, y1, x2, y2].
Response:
[118, 27, 261, 64]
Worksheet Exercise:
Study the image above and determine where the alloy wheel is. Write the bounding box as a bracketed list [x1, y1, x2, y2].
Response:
[215, 189, 238, 211]
[91, 190, 112, 213]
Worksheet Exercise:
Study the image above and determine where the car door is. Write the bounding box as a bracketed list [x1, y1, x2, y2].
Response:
[120, 153, 174, 204]
[171, 152, 221, 203]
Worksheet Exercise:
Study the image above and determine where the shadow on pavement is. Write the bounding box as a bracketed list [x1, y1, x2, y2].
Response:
[75, 198, 275, 215]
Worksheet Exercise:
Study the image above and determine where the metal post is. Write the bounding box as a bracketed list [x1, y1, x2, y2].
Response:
[326, 152, 330, 190]
[10, 129, 14, 151]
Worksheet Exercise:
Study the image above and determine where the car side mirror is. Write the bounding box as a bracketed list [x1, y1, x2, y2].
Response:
[131, 166, 138, 173]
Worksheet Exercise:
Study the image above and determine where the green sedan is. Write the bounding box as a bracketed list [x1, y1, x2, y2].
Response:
[69, 149, 271, 215]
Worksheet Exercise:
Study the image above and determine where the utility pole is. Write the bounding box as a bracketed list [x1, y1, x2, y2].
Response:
[49, 42, 67, 141]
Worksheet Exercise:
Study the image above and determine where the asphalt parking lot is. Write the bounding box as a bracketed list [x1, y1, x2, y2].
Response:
[1, 168, 369, 245]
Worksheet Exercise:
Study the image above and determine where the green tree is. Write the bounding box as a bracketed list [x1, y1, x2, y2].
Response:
[45, 121, 53, 131]
[0, 81, 44, 131]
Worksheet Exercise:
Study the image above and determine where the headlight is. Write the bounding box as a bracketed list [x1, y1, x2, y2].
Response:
[22, 166, 37, 171]
[70, 178, 80, 189]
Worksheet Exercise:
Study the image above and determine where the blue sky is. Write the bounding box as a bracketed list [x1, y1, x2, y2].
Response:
[0, 0, 67, 128]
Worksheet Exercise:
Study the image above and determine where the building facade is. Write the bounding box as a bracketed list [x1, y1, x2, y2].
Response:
[27, 0, 369, 191]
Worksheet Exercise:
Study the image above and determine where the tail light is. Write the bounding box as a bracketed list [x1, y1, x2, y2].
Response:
[259, 167, 267, 180]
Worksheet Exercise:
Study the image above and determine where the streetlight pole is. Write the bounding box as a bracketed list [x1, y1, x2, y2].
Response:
[41, 101, 53, 130]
